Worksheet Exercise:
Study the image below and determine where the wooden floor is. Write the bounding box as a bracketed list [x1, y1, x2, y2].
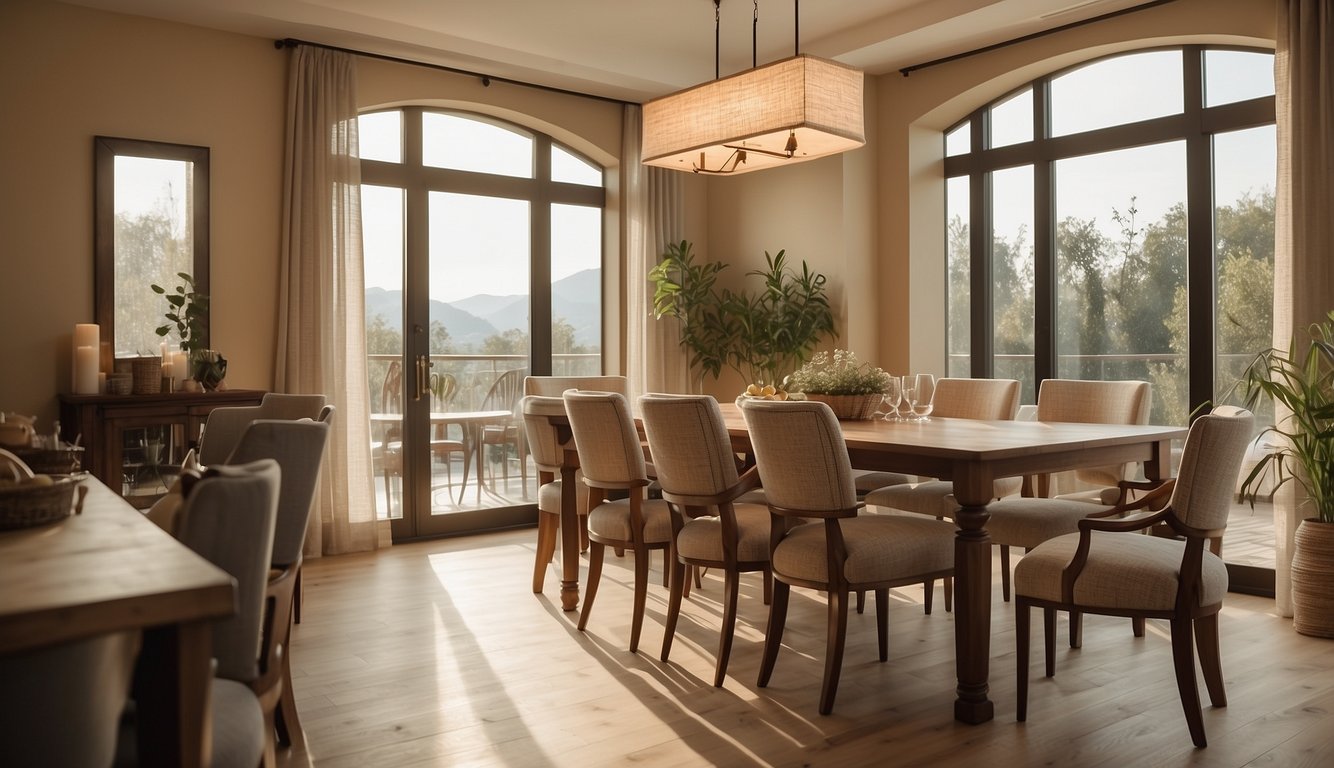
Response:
[278, 528, 1334, 768]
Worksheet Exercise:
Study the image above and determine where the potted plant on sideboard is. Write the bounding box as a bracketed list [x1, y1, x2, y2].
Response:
[1241, 310, 1334, 637]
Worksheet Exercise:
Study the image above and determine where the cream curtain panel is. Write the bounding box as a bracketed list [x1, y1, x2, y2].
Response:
[623, 104, 689, 403]
[1273, 0, 1334, 615]
[277, 45, 381, 557]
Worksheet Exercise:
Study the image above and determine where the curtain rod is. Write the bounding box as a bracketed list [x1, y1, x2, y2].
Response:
[899, 0, 1180, 76]
[274, 37, 633, 106]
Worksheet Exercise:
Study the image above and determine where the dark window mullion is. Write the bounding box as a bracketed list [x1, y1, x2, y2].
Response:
[1033, 80, 1055, 388]
[1183, 46, 1216, 416]
[969, 111, 993, 378]
[531, 137, 553, 375]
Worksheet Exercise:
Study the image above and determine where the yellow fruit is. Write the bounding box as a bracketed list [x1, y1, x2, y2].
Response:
[746, 383, 761, 396]
[761, 384, 776, 396]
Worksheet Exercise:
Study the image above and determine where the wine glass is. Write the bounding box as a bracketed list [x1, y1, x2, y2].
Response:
[880, 376, 902, 421]
[900, 375, 918, 421]
[908, 373, 936, 421]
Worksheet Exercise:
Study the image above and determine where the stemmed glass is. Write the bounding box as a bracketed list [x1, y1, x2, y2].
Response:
[906, 373, 936, 421]
[880, 376, 903, 421]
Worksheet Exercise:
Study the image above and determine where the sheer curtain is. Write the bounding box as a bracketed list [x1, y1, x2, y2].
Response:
[277, 45, 380, 556]
[1273, 0, 1334, 615]
[622, 104, 689, 403]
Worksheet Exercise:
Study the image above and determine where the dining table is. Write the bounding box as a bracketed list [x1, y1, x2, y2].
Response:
[0, 475, 235, 767]
[371, 409, 513, 502]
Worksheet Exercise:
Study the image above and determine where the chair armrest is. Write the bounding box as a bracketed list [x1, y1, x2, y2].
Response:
[1078, 507, 1170, 534]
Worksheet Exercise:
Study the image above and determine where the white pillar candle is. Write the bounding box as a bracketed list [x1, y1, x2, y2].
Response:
[73, 323, 99, 390]
[173, 351, 188, 380]
[160, 341, 172, 362]
[162, 361, 175, 381]
[74, 345, 99, 394]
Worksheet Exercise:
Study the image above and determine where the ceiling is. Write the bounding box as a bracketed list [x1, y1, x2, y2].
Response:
[63, 0, 1159, 102]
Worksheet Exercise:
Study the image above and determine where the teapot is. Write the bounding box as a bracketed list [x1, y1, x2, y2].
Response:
[0, 413, 36, 448]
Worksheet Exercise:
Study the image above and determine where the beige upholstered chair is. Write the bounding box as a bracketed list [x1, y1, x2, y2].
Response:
[523, 394, 584, 593]
[988, 378, 1153, 601]
[740, 399, 955, 715]
[1015, 406, 1252, 748]
[222, 408, 333, 752]
[198, 392, 327, 465]
[639, 393, 773, 687]
[525, 374, 628, 397]
[563, 390, 673, 652]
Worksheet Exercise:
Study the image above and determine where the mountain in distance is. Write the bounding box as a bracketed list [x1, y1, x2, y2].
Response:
[365, 268, 602, 349]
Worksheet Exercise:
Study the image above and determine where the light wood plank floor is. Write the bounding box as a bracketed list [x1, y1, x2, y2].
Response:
[278, 529, 1333, 768]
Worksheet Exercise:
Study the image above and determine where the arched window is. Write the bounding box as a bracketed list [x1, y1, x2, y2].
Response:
[945, 46, 1275, 427]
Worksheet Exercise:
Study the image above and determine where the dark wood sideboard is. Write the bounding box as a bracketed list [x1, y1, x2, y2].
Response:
[59, 390, 265, 508]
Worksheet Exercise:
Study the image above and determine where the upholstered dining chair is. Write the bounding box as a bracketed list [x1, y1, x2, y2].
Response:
[562, 390, 673, 653]
[524, 374, 628, 397]
[523, 394, 584, 593]
[740, 399, 956, 715]
[222, 408, 333, 752]
[119, 459, 281, 768]
[198, 392, 327, 466]
[987, 378, 1153, 602]
[640, 393, 774, 687]
[1014, 406, 1252, 748]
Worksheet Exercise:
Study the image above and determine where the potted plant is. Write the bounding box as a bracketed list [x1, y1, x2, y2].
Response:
[784, 349, 892, 420]
[151, 272, 226, 390]
[649, 241, 836, 391]
[1240, 310, 1334, 637]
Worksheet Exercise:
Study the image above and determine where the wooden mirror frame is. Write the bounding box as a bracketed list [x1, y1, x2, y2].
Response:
[94, 136, 210, 362]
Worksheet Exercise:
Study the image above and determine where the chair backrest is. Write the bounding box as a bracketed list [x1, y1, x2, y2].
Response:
[562, 390, 646, 488]
[198, 392, 326, 466]
[176, 459, 280, 683]
[225, 407, 334, 568]
[525, 375, 628, 397]
[1169, 406, 1254, 532]
[483, 369, 526, 413]
[430, 371, 459, 411]
[639, 393, 739, 504]
[522, 395, 569, 471]
[1037, 379, 1152, 487]
[932, 378, 1021, 420]
[740, 399, 858, 515]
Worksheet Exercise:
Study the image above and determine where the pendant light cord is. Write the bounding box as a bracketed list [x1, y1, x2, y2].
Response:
[714, 0, 721, 79]
[753, 1, 759, 69]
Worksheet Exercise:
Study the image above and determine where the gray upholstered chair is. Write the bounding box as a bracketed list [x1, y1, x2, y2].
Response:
[523, 394, 583, 593]
[198, 393, 327, 466]
[987, 378, 1152, 602]
[222, 408, 333, 752]
[1015, 406, 1252, 748]
[639, 393, 772, 687]
[562, 390, 673, 653]
[740, 399, 955, 715]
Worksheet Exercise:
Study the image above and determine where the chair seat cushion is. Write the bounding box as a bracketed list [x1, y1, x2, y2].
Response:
[772, 514, 954, 586]
[676, 503, 773, 563]
[986, 498, 1114, 550]
[211, 678, 265, 768]
[1014, 531, 1228, 611]
[866, 477, 1023, 518]
[588, 497, 673, 544]
[538, 480, 563, 514]
[853, 469, 912, 495]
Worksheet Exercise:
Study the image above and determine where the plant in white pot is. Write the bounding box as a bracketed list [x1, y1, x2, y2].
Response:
[1240, 310, 1334, 637]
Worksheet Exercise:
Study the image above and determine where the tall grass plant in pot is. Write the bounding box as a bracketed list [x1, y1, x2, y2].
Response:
[1241, 310, 1334, 637]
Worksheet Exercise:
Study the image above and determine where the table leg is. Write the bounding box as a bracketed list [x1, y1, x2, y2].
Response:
[559, 462, 580, 612]
[137, 620, 213, 768]
[952, 468, 996, 725]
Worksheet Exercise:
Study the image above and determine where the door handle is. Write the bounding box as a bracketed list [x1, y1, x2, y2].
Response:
[414, 354, 429, 402]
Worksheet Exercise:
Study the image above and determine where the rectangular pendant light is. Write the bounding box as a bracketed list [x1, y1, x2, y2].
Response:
[641, 54, 865, 175]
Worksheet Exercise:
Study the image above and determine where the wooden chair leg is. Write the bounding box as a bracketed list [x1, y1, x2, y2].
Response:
[274, 648, 304, 749]
[819, 588, 851, 715]
[532, 511, 558, 593]
[661, 549, 669, 588]
[714, 568, 741, 687]
[944, 576, 952, 612]
[1016, 599, 1031, 722]
[855, 589, 865, 614]
[661, 555, 686, 663]
[875, 588, 889, 662]
[1170, 617, 1208, 748]
[578, 515, 589, 553]
[1133, 616, 1146, 637]
[629, 544, 650, 653]
[758, 581, 790, 688]
[1195, 613, 1227, 708]
[762, 567, 772, 606]
[1000, 545, 1012, 602]
[924, 579, 934, 615]
[577, 543, 605, 632]
[1043, 607, 1056, 678]
[293, 568, 303, 625]
[1069, 610, 1083, 649]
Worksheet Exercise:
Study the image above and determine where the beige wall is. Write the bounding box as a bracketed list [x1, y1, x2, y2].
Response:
[0, 0, 286, 425]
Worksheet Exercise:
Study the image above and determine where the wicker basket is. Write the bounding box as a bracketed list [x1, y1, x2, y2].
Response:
[0, 476, 87, 530]
[802, 392, 883, 420]
[11, 446, 83, 475]
[131, 356, 162, 395]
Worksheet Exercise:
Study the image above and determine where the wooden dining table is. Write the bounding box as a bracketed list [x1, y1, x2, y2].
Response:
[0, 475, 234, 767]
[715, 404, 1186, 724]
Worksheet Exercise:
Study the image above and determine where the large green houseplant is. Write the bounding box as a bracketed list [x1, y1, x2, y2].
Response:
[1240, 309, 1334, 637]
[648, 241, 836, 389]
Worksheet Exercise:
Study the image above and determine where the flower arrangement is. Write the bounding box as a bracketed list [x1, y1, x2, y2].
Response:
[784, 349, 892, 396]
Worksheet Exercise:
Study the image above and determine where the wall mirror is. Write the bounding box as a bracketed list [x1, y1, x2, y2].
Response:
[94, 136, 210, 360]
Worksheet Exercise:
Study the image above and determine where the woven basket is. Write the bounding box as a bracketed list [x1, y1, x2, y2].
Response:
[1292, 519, 1334, 638]
[0, 476, 87, 530]
[802, 392, 883, 420]
[131, 356, 162, 395]
[11, 446, 83, 475]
